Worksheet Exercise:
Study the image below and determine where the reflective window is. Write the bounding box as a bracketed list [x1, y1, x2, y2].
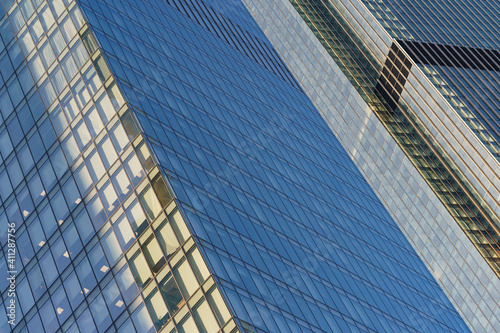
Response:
[0, 130, 13, 159]
[50, 104, 69, 135]
[40, 299, 59, 332]
[128, 250, 151, 288]
[71, 78, 90, 108]
[97, 135, 118, 168]
[10, 6, 24, 33]
[61, 90, 79, 121]
[141, 234, 165, 274]
[39, 5, 55, 31]
[76, 257, 96, 295]
[99, 180, 119, 213]
[177, 314, 199, 333]
[49, 28, 65, 56]
[109, 121, 129, 155]
[52, 285, 71, 324]
[131, 303, 155, 333]
[17, 278, 35, 314]
[83, 65, 100, 95]
[28, 18, 43, 45]
[95, 93, 115, 124]
[85, 106, 104, 137]
[0, 170, 12, 201]
[74, 208, 94, 245]
[63, 272, 84, 309]
[61, 52, 78, 81]
[18, 28, 35, 55]
[39, 203, 57, 236]
[17, 231, 34, 265]
[111, 166, 131, 202]
[50, 65, 66, 94]
[172, 258, 199, 299]
[90, 294, 112, 332]
[126, 199, 147, 236]
[89, 243, 109, 281]
[28, 53, 45, 82]
[87, 195, 107, 230]
[38, 79, 56, 106]
[60, 15, 77, 42]
[20, 0, 35, 20]
[113, 214, 136, 251]
[39, 40, 56, 68]
[77, 308, 97, 333]
[144, 288, 169, 330]
[71, 39, 88, 68]
[27, 313, 44, 333]
[187, 248, 210, 284]
[63, 223, 83, 257]
[39, 251, 58, 286]
[51, 237, 70, 272]
[192, 298, 219, 333]
[86, 149, 106, 182]
[101, 229, 122, 265]
[169, 210, 190, 244]
[74, 163, 93, 195]
[28, 217, 46, 249]
[62, 132, 80, 165]
[115, 265, 139, 305]
[103, 280, 124, 320]
[123, 152, 145, 187]
[28, 264, 46, 300]
[155, 219, 180, 259]
[139, 186, 161, 221]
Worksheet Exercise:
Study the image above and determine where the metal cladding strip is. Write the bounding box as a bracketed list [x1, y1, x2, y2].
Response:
[240, 0, 500, 332]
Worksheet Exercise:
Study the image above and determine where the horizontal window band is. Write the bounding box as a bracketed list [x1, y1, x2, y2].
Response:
[398, 39, 500, 71]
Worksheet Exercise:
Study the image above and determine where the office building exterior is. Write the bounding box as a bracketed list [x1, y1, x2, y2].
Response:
[240, 0, 500, 332]
[0, 1, 496, 333]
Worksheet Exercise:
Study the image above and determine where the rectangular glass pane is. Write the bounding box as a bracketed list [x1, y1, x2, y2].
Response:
[192, 299, 219, 333]
[139, 186, 162, 221]
[129, 251, 151, 288]
[145, 288, 169, 330]
[142, 235, 165, 274]
[172, 259, 199, 299]
[158, 274, 184, 313]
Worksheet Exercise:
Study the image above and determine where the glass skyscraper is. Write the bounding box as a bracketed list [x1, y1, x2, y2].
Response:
[0, 1, 496, 333]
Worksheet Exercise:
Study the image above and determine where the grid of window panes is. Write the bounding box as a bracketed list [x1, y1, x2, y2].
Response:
[0, 0, 237, 332]
[76, 0, 470, 332]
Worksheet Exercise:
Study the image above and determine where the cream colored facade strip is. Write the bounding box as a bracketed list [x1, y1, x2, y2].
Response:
[241, 0, 500, 332]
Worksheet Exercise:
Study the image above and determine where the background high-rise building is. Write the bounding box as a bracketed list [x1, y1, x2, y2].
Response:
[0, 1, 496, 333]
